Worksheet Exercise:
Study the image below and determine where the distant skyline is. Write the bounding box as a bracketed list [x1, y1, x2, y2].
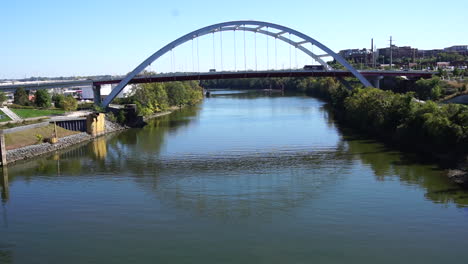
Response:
[2, 0, 467, 79]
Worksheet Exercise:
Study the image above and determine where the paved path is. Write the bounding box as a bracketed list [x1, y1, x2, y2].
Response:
[0, 107, 22, 121]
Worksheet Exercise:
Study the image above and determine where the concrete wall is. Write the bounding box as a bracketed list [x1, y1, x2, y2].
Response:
[86, 113, 106, 136]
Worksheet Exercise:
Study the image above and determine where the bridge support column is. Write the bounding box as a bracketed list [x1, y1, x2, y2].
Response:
[93, 84, 102, 105]
[1, 167, 8, 202]
[0, 134, 6, 167]
[368, 76, 384, 89]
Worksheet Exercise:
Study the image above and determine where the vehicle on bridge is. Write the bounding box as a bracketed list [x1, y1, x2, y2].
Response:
[303, 65, 324, 71]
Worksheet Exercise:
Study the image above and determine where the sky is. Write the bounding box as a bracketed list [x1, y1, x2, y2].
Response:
[1, 0, 467, 79]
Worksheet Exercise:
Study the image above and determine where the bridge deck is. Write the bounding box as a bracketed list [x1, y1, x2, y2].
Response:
[0, 70, 435, 90]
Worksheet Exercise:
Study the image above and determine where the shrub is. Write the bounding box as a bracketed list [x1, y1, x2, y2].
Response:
[61, 95, 78, 111]
[35, 90, 52, 108]
[52, 94, 65, 108]
[35, 134, 44, 143]
[14, 87, 30, 106]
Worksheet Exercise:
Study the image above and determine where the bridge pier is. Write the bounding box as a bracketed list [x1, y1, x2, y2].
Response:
[1, 167, 8, 203]
[93, 84, 102, 105]
[368, 76, 384, 89]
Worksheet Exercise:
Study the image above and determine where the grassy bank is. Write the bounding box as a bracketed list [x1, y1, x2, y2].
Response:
[4, 124, 80, 150]
[11, 108, 65, 119]
[0, 110, 12, 122]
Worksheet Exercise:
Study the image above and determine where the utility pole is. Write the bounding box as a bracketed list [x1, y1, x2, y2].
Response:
[374, 45, 377, 68]
[371, 38, 374, 69]
[389, 36, 394, 70]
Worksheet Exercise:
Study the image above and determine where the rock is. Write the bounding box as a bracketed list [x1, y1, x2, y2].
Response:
[447, 169, 468, 187]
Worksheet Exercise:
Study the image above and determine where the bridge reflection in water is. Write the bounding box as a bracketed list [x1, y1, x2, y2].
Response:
[4, 96, 468, 210]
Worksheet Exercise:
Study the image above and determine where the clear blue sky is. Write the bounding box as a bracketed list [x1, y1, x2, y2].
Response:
[2, 0, 467, 79]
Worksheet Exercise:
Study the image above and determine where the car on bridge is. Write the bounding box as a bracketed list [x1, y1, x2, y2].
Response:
[303, 65, 324, 71]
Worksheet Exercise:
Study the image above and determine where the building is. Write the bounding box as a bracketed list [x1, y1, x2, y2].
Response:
[444, 45, 468, 53]
[338, 48, 373, 65]
[378, 45, 418, 61]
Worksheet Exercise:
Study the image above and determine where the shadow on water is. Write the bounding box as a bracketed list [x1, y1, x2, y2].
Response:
[320, 104, 468, 207]
[4, 94, 468, 209]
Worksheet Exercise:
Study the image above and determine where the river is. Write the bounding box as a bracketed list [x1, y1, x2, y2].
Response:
[1, 90, 468, 263]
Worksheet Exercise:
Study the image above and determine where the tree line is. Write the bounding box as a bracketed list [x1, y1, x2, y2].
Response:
[114, 81, 204, 116]
[202, 77, 468, 159]
[10, 88, 78, 111]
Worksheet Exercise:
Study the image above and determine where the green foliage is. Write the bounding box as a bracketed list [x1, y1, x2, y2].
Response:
[128, 81, 203, 116]
[453, 68, 462, 76]
[35, 134, 43, 143]
[117, 110, 126, 124]
[106, 112, 117, 122]
[413, 77, 443, 100]
[92, 105, 105, 113]
[52, 94, 65, 108]
[14, 87, 30, 106]
[35, 90, 52, 108]
[77, 102, 94, 110]
[8, 104, 35, 109]
[0, 92, 7, 105]
[11, 108, 65, 118]
[340, 88, 468, 155]
[61, 95, 78, 111]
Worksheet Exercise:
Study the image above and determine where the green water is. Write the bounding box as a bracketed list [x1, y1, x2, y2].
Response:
[1, 90, 468, 263]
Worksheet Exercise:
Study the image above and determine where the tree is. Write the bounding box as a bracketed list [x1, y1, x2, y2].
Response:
[0, 92, 7, 105]
[52, 94, 65, 108]
[414, 77, 442, 100]
[35, 90, 52, 108]
[165, 82, 189, 107]
[61, 95, 78, 111]
[14, 87, 29, 105]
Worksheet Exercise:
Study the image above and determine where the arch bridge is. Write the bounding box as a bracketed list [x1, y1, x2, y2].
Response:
[101, 20, 378, 107]
[0, 21, 434, 106]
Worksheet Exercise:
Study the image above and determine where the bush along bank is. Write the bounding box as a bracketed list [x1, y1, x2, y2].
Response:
[303, 78, 468, 156]
[296, 77, 468, 181]
[113, 81, 204, 117]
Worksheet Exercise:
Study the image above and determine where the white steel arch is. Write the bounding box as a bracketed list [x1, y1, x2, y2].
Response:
[102, 20, 372, 107]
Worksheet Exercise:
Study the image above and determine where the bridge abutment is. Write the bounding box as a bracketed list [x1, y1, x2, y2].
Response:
[368, 76, 384, 88]
[93, 84, 102, 105]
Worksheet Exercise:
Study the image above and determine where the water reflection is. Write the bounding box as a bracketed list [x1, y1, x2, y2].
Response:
[4, 92, 468, 211]
[323, 107, 468, 207]
[1, 168, 8, 203]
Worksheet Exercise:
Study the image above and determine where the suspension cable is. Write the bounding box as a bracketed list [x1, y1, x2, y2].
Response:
[234, 30, 237, 71]
[311, 44, 315, 64]
[191, 38, 194, 72]
[254, 31, 257, 71]
[197, 36, 200, 72]
[266, 27, 269, 70]
[275, 37, 278, 69]
[212, 32, 216, 69]
[170, 49, 173, 72]
[295, 46, 298, 69]
[289, 33, 292, 69]
[243, 25, 246, 71]
[220, 29, 223, 71]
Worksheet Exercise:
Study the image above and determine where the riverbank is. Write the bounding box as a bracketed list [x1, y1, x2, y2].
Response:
[5, 107, 183, 165]
[5, 119, 125, 165]
[302, 82, 468, 187]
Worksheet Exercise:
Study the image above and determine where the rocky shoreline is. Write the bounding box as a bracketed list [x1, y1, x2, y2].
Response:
[5, 109, 179, 165]
[448, 158, 468, 188]
[6, 119, 126, 164]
